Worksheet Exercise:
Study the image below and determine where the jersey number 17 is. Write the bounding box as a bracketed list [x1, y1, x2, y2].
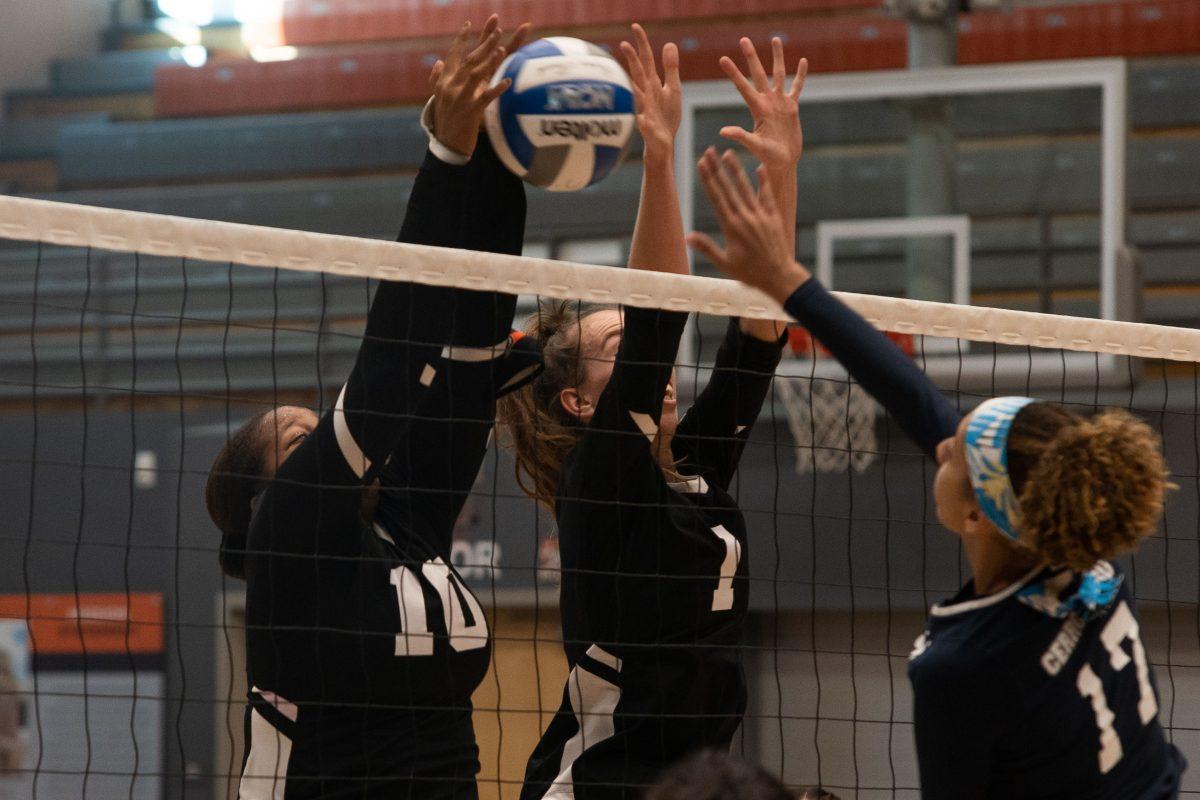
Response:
[1075, 601, 1158, 774]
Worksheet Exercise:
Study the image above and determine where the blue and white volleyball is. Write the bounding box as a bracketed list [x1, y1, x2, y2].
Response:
[485, 37, 635, 192]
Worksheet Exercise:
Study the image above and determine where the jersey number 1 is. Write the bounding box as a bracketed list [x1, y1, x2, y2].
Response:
[1075, 601, 1157, 774]
[389, 557, 488, 657]
[710, 525, 742, 612]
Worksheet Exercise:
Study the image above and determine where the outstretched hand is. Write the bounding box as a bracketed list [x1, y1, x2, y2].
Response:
[687, 148, 811, 304]
[719, 37, 808, 171]
[428, 15, 531, 158]
[619, 23, 681, 160]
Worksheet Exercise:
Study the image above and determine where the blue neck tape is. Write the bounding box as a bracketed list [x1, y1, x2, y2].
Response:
[964, 396, 1038, 541]
[1016, 561, 1123, 621]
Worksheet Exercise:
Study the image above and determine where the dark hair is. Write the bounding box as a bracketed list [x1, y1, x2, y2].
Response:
[1004, 402, 1171, 570]
[644, 750, 835, 800]
[205, 410, 271, 579]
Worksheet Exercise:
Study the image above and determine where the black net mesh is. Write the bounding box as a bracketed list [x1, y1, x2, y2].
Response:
[0, 230, 1196, 799]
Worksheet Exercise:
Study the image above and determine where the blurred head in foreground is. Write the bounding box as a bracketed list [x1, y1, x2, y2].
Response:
[643, 750, 839, 800]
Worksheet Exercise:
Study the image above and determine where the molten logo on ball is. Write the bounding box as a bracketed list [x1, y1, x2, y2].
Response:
[539, 119, 625, 141]
[544, 83, 617, 112]
[485, 37, 635, 192]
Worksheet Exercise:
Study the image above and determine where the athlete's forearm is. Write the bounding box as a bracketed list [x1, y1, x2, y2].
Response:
[628, 152, 689, 277]
[601, 149, 690, 419]
[739, 164, 795, 343]
[673, 317, 783, 488]
[338, 148, 478, 477]
[783, 279, 960, 459]
[448, 132, 526, 349]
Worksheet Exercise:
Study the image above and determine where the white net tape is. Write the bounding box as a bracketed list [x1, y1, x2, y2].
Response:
[775, 376, 880, 475]
[3, 196, 1200, 363]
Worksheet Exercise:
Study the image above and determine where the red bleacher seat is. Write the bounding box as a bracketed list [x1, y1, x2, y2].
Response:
[157, 14, 902, 117]
[158, 0, 1200, 119]
[959, 0, 1200, 64]
[156, 14, 906, 118]
[241, 0, 881, 49]
[156, 50, 435, 117]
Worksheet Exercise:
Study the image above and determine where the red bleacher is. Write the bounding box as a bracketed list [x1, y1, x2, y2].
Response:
[157, 0, 1200, 119]
[240, 0, 882, 49]
[958, 0, 1200, 63]
[156, 50, 435, 117]
[155, 15, 905, 117]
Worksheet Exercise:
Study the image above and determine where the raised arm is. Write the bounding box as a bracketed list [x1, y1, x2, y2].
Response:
[374, 20, 538, 550]
[251, 19, 523, 560]
[716, 36, 807, 344]
[687, 149, 960, 460]
[378, 132, 533, 551]
[622, 24, 688, 283]
[568, 24, 690, 500]
[672, 38, 809, 488]
[671, 317, 783, 491]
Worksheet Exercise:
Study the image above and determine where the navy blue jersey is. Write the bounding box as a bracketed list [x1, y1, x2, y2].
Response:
[521, 312, 784, 799]
[783, 278, 1185, 799]
[240, 137, 526, 799]
[908, 564, 1184, 799]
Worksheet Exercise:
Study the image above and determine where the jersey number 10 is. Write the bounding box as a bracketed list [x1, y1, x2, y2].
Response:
[1075, 601, 1158, 774]
[389, 557, 488, 656]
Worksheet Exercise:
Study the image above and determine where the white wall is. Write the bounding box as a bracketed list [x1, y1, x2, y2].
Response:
[0, 0, 114, 113]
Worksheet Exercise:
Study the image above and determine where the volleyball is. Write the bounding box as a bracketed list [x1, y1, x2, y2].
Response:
[484, 37, 636, 192]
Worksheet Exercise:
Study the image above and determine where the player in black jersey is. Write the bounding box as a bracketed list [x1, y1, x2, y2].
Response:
[691, 146, 1187, 799]
[204, 16, 538, 799]
[498, 28, 807, 800]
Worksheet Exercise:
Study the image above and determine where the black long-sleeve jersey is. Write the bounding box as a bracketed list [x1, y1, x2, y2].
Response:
[783, 278, 1185, 799]
[240, 136, 527, 800]
[521, 309, 784, 799]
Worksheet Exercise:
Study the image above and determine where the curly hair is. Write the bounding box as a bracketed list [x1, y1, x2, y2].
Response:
[205, 410, 272, 579]
[496, 300, 611, 512]
[1005, 402, 1172, 570]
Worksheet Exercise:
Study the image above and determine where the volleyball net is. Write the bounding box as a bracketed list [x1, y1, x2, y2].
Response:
[1, 194, 1198, 798]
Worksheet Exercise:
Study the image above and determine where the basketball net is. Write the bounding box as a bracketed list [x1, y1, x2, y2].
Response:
[775, 328, 913, 475]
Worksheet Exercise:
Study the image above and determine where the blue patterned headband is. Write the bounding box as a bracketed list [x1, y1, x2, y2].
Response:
[964, 396, 1039, 541]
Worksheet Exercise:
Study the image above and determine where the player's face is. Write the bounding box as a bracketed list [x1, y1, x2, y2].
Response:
[562, 309, 679, 436]
[261, 406, 319, 479]
[932, 414, 977, 536]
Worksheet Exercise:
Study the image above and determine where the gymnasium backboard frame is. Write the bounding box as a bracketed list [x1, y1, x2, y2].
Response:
[817, 214, 970, 356]
[816, 215, 971, 307]
[677, 58, 1131, 390]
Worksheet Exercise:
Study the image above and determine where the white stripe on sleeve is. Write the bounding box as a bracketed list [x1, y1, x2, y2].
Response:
[333, 384, 371, 478]
[544, 645, 622, 799]
[240, 703, 293, 800]
[441, 336, 511, 362]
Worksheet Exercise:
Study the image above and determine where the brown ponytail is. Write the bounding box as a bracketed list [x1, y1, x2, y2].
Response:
[496, 301, 612, 512]
[1006, 403, 1172, 570]
[206, 410, 271, 579]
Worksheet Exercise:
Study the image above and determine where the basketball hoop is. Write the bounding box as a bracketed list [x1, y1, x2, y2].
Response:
[775, 327, 914, 475]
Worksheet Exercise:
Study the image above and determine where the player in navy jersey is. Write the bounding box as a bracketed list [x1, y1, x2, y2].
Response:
[203, 16, 540, 799]
[498, 29, 807, 799]
[690, 146, 1187, 799]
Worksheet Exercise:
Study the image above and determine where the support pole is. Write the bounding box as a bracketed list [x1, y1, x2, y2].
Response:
[902, 1, 959, 303]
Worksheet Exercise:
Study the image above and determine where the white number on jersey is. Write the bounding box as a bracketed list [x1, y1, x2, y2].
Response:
[1075, 601, 1158, 773]
[389, 557, 488, 657]
[710, 525, 742, 612]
